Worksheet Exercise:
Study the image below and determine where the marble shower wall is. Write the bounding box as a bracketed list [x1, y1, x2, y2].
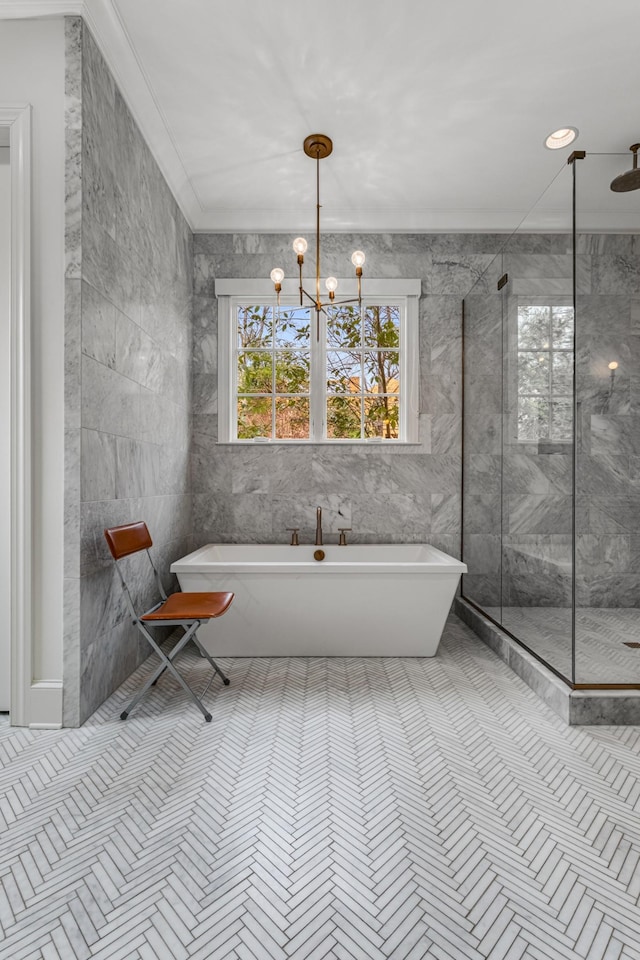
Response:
[574, 234, 640, 607]
[64, 19, 193, 725]
[461, 235, 640, 611]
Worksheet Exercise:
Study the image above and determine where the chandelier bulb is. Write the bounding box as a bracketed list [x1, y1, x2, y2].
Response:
[351, 250, 366, 269]
[293, 237, 308, 256]
[270, 268, 285, 285]
[325, 277, 338, 293]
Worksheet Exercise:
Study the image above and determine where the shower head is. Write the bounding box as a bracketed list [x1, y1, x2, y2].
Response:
[610, 143, 640, 192]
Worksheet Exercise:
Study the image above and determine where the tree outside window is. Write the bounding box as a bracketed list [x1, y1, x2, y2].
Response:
[516, 304, 574, 442]
[235, 302, 402, 441]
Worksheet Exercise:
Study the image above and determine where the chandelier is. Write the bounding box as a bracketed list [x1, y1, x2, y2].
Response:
[270, 134, 366, 338]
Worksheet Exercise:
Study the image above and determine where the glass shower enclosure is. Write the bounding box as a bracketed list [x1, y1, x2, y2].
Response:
[462, 149, 640, 689]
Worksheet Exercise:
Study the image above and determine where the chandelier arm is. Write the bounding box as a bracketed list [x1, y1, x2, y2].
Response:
[300, 288, 318, 307]
[331, 296, 362, 307]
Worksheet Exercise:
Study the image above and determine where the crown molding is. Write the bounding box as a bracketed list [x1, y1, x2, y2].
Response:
[0, 0, 82, 16]
[1, 0, 202, 230]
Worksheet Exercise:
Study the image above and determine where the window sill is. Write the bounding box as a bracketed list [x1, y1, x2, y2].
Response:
[216, 440, 423, 446]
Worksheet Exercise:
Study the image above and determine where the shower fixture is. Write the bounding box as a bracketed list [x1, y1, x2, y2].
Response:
[610, 144, 640, 192]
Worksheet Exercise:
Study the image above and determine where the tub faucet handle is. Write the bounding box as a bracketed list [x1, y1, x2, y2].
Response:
[338, 528, 352, 546]
[286, 527, 300, 546]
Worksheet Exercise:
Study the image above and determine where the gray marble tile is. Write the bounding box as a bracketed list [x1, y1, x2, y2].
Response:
[311, 451, 398, 497]
[64, 426, 81, 579]
[80, 564, 127, 640]
[191, 433, 231, 495]
[502, 547, 572, 607]
[64, 17, 82, 280]
[115, 311, 162, 391]
[82, 117, 117, 241]
[586, 575, 640, 608]
[81, 280, 116, 368]
[460, 574, 501, 608]
[428, 534, 461, 559]
[464, 454, 502, 495]
[592, 255, 640, 296]
[114, 436, 161, 499]
[576, 533, 630, 578]
[464, 411, 502, 454]
[430, 415, 460, 455]
[137, 389, 186, 447]
[62, 575, 81, 728]
[430, 254, 497, 296]
[192, 373, 218, 417]
[65, 278, 82, 430]
[588, 496, 640, 534]
[350, 494, 428, 542]
[431, 493, 460, 534]
[463, 534, 501, 576]
[576, 454, 631, 496]
[507, 495, 573, 535]
[81, 428, 117, 501]
[511, 278, 573, 296]
[502, 452, 572, 495]
[590, 414, 640, 457]
[192, 492, 235, 544]
[81, 354, 140, 439]
[463, 493, 501, 534]
[575, 234, 635, 257]
[79, 618, 147, 725]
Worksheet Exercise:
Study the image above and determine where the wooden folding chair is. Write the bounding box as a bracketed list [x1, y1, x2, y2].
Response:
[104, 521, 234, 722]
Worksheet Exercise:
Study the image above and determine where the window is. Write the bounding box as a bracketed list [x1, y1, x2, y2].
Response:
[216, 280, 420, 443]
[515, 302, 574, 442]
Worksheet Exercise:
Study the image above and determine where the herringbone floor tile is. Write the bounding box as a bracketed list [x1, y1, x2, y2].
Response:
[2, 615, 640, 959]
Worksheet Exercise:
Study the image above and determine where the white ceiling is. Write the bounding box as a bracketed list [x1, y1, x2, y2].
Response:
[3, 0, 640, 232]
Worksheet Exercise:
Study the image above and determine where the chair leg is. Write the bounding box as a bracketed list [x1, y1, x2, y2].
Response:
[121, 623, 213, 722]
[191, 632, 230, 686]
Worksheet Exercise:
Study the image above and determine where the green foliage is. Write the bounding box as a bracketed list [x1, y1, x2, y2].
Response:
[237, 303, 401, 440]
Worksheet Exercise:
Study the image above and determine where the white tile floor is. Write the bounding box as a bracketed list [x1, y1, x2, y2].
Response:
[1, 615, 640, 959]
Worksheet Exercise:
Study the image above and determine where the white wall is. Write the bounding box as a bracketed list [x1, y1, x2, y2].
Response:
[0, 19, 65, 688]
[0, 145, 9, 712]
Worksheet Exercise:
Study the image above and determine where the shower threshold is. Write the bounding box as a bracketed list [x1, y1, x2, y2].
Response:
[455, 597, 640, 725]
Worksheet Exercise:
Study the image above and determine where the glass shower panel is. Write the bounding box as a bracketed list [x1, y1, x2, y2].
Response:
[574, 152, 640, 685]
[462, 253, 504, 619]
[500, 164, 575, 681]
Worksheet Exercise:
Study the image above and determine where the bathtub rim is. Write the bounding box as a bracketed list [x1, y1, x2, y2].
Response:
[170, 542, 468, 576]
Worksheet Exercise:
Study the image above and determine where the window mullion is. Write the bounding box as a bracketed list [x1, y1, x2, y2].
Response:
[311, 309, 325, 440]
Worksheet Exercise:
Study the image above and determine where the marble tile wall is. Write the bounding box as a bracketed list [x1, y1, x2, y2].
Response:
[190, 233, 576, 558]
[192, 233, 473, 555]
[63, 19, 193, 725]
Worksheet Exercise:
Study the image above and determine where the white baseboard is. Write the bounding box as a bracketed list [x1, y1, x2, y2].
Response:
[27, 680, 63, 728]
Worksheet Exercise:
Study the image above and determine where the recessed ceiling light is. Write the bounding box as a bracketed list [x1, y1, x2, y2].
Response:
[544, 127, 579, 150]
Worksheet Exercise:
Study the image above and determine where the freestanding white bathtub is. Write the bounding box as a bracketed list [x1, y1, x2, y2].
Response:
[170, 543, 466, 657]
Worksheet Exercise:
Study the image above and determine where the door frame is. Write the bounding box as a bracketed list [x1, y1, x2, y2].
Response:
[0, 104, 32, 726]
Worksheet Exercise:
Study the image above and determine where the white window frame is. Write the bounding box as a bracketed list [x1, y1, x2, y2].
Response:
[216, 278, 420, 443]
